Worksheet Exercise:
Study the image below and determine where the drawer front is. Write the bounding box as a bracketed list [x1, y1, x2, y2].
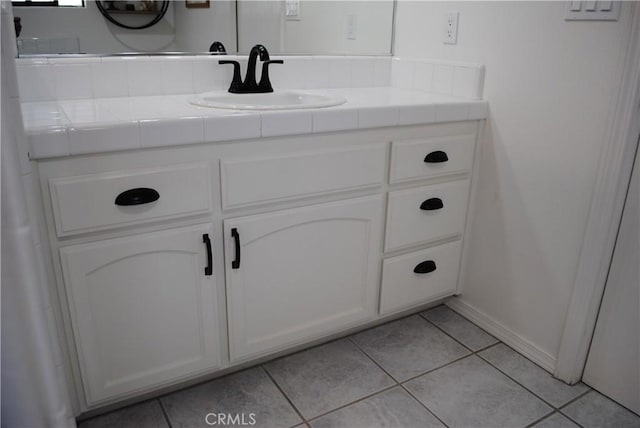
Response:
[50, 163, 212, 237]
[385, 179, 470, 252]
[380, 240, 462, 315]
[221, 144, 386, 210]
[390, 134, 475, 184]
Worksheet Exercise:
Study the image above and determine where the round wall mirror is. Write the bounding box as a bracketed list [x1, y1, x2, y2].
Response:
[97, 1, 170, 30]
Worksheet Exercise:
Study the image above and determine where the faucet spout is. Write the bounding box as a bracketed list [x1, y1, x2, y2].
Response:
[218, 44, 282, 94]
[244, 44, 270, 90]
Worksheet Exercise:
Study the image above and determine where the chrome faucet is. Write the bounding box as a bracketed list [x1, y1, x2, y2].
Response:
[218, 44, 283, 94]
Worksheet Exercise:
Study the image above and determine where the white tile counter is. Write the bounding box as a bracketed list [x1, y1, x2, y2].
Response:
[22, 87, 488, 159]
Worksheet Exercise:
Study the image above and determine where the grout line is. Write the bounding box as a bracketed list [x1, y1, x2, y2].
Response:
[347, 325, 459, 428]
[347, 336, 401, 385]
[348, 326, 474, 386]
[304, 383, 399, 425]
[556, 390, 594, 428]
[260, 366, 307, 425]
[397, 353, 472, 385]
[475, 349, 591, 413]
[157, 398, 174, 428]
[400, 384, 450, 428]
[524, 411, 563, 428]
[418, 309, 498, 353]
[425, 307, 593, 413]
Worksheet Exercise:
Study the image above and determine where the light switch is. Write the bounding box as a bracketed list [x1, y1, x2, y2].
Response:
[599, 0, 613, 11]
[565, 0, 620, 20]
[285, 0, 300, 20]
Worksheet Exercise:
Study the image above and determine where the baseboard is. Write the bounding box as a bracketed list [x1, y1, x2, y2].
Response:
[446, 297, 557, 373]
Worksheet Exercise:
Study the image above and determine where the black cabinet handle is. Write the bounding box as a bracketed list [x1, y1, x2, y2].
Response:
[115, 188, 159, 206]
[424, 151, 449, 163]
[414, 260, 437, 274]
[231, 228, 241, 269]
[420, 198, 444, 211]
[203, 234, 213, 276]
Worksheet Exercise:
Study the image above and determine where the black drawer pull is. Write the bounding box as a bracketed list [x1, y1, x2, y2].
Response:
[414, 260, 436, 274]
[420, 198, 444, 211]
[424, 151, 448, 163]
[231, 228, 241, 269]
[115, 188, 159, 206]
[203, 234, 213, 276]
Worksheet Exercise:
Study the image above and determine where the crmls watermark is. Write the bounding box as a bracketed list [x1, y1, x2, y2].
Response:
[204, 412, 257, 426]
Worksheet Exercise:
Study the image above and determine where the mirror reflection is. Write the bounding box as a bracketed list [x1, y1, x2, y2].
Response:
[12, 0, 394, 56]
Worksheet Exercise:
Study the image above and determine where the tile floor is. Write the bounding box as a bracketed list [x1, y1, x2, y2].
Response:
[78, 305, 640, 428]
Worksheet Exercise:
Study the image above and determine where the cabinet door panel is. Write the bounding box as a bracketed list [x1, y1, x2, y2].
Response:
[60, 224, 221, 405]
[225, 196, 383, 361]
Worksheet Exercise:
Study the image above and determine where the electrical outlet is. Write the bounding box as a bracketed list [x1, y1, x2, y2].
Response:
[443, 12, 459, 45]
[347, 14, 357, 40]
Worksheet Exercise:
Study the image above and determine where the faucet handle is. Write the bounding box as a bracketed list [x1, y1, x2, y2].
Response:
[258, 60, 284, 93]
[218, 60, 242, 93]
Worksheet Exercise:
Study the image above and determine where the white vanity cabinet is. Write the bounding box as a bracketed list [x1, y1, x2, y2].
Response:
[35, 120, 482, 412]
[224, 196, 383, 361]
[60, 224, 222, 404]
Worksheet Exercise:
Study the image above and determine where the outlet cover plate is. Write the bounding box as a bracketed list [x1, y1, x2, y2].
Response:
[443, 12, 459, 45]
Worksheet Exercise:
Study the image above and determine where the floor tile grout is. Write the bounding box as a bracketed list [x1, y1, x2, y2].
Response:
[475, 345, 593, 413]
[418, 309, 499, 353]
[422, 307, 592, 413]
[347, 336, 402, 384]
[399, 383, 451, 428]
[304, 383, 400, 425]
[157, 398, 173, 428]
[260, 365, 307, 426]
[524, 410, 566, 428]
[555, 389, 594, 428]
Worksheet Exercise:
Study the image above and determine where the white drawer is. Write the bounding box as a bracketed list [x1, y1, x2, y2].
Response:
[385, 179, 470, 252]
[221, 144, 386, 210]
[49, 163, 212, 237]
[390, 134, 475, 184]
[380, 240, 462, 315]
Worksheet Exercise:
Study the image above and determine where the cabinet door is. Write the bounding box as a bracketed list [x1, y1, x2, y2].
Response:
[60, 224, 222, 405]
[225, 196, 383, 361]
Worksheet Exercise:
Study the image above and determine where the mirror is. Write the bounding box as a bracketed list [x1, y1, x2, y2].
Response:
[12, 0, 394, 56]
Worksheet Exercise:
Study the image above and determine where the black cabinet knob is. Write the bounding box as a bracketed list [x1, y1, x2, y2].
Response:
[424, 151, 448, 163]
[115, 188, 159, 206]
[414, 260, 436, 274]
[420, 198, 444, 211]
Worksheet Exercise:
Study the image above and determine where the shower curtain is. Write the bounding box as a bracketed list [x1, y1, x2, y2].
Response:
[1, 1, 75, 426]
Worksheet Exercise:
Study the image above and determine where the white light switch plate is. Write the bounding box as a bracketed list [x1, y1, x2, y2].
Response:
[285, 0, 300, 20]
[565, 1, 621, 20]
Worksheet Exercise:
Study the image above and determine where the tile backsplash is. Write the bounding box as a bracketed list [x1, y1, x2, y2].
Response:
[16, 55, 484, 102]
[391, 58, 485, 100]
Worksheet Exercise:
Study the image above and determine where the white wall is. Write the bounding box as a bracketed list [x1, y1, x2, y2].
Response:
[394, 1, 634, 362]
[238, 0, 394, 54]
[174, 0, 237, 52]
[15, 0, 177, 53]
[282, 1, 393, 54]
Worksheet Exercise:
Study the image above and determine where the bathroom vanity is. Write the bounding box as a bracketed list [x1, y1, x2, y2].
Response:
[20, 55, 487, 413]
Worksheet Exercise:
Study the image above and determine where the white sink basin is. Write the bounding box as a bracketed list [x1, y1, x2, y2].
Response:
[189, 90, 346, 110]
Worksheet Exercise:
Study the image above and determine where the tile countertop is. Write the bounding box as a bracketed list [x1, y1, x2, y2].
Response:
[22, 87, 489, 160]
